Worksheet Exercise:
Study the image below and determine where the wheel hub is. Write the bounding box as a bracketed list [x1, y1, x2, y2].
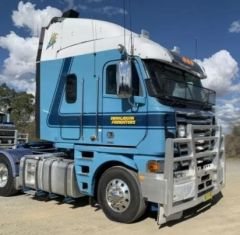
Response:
[0, 163, 8, 188]
[106, 179, 131, 213]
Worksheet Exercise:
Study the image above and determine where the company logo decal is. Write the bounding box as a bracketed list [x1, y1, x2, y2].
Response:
[46, 32, 58, 49]
[111, 116, 136, 125]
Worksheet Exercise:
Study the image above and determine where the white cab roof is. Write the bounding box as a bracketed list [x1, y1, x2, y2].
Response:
[41, 18, 173, 63]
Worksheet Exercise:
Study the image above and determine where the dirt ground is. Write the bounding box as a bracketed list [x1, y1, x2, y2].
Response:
[0, 158, 239, 235]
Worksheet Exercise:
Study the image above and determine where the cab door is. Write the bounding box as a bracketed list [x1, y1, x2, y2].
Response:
[102, 59, 147, 146]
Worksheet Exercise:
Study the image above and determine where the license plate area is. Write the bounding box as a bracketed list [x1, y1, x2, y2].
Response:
[204, 191, 212, 202]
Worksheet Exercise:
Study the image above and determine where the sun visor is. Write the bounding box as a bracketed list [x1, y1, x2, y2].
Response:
[169, 51, 206, 78]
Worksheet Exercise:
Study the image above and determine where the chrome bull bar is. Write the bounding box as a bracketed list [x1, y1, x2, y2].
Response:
[158, 124, 225, 225]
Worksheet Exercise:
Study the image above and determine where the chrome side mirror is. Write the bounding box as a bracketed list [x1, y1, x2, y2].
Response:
[116, 60, 132, 98]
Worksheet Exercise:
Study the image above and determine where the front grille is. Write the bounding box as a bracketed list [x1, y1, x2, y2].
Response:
[176, 112, 215, 155]
[0, 129, 16, 145]
[175, 111, 217, 194]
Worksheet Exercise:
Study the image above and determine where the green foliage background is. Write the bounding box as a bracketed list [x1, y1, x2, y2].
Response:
[225, 124, 240, 158]
[0, 83, 36, 140]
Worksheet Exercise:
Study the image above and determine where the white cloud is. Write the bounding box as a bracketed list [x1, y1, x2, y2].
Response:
[0, 32, 38, 76]
[64, 0, 104, 9]
[79, 4, 127, 16]
[229, 20, 240, 33]
[196, 50, 240, 133]
[216, 101, 240, 133]
[0, 2, 62, 94]
[12, 1, 62, 37]
[196, 50, 239, 96]
[0, 32, 38, 94]
[99, 6, 127, 16]
[63, 0, 127, 16]
[84, 5, 127, 16]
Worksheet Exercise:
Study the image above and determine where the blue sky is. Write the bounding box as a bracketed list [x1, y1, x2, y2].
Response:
[1, 1, 240, 59]
[0, 0, 239, 131]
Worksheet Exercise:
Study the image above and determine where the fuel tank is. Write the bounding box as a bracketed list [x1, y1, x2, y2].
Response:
[19, 154, 82, 198]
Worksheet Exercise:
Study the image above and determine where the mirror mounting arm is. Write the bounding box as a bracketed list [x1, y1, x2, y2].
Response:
[118, 44, 130, 61]
[127, 97, 139, 109]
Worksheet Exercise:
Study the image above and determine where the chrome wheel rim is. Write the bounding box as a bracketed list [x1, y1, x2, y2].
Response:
[0, 163, 8, 188]
[106, 178, 131, 213]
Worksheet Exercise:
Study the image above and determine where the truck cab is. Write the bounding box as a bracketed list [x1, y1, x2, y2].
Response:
[0, 11, 225, 225]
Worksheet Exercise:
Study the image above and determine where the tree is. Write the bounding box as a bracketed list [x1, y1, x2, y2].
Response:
[232, 124, 240, 136]
[10, 92, 34, 124]
[0, 83, 16, 110]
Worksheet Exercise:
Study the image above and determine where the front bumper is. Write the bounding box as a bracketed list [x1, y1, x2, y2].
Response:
[140, 124, 225, 225]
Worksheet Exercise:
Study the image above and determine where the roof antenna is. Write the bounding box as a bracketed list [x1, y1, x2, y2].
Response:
[122, 0, 126, 59]
[129, 0, 134, 56]
[195, 38, 198, 58]
[119, 0, 132, 60]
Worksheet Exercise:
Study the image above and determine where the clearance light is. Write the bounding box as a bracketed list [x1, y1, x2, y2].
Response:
[182, 56, 194, 66]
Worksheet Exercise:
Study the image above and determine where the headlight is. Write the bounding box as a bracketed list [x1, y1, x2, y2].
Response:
[177, 125, 186, 138]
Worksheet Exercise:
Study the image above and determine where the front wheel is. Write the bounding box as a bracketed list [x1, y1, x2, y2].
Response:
[97, 166, 146, 223]
[0, 156, 17, 197]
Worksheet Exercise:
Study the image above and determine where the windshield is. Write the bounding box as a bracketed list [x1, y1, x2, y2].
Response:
[144, 59, 215, 107]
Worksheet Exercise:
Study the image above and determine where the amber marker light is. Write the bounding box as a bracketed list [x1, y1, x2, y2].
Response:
[147, 160, 161, 173]
[182, 56, 194, 66]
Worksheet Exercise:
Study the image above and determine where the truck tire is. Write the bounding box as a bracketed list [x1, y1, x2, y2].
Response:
[0, 156, 17, 197]
[97, 166, 146, 223]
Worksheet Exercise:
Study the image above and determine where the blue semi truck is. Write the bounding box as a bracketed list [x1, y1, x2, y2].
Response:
[0, 10, 225, 225]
